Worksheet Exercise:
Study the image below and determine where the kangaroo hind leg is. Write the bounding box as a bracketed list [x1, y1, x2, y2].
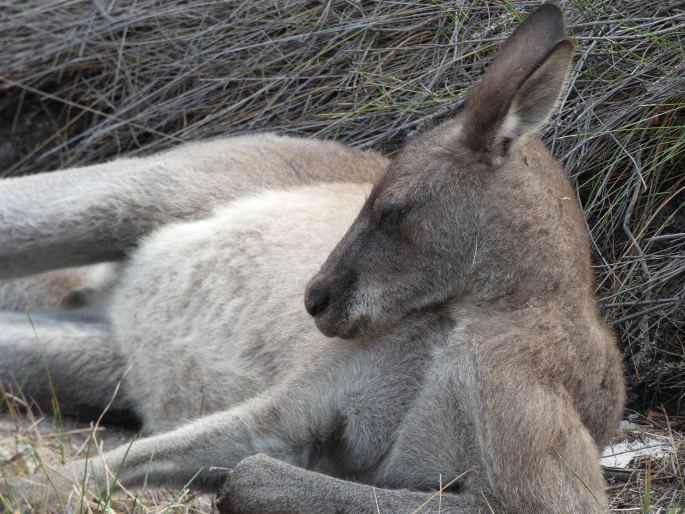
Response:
[0, 136, 386, 279]
[0, 310, 134, 425]
[220, 454, 495, 514]
[0, 263, 120, 313]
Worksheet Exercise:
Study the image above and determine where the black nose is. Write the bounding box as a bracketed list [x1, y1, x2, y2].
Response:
[305, 285, 330, 317]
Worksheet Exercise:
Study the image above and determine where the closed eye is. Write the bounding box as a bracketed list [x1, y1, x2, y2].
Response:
[379, 204, 411, 227]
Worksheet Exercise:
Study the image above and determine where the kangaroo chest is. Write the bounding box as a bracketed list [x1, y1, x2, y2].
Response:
[107, 183, 371, 431]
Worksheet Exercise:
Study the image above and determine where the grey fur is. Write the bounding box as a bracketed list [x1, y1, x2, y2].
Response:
[1, 4, 624, 513]
[0, 310, 131, 418]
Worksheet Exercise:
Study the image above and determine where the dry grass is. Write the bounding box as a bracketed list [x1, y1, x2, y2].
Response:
[0, 0, 684, 512]
[0, 405, 214, 513]
[604, 412, 685, 513]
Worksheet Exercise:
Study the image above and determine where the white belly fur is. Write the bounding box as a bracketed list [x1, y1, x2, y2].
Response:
[108, 182, 371, 431]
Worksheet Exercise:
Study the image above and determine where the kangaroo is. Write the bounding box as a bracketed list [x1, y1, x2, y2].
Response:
[0, 4, 624, 513]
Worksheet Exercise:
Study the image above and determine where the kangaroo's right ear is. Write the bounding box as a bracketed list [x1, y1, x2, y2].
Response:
[459, 3, 573, 157]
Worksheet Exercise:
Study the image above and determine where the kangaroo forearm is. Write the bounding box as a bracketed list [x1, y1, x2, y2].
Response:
[219, 454, 491, 514]
[81, 404, 313, 492]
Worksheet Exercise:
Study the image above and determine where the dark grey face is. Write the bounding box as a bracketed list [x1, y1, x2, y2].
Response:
[304, 1, 574, 339]
[305, 130, 484, 339]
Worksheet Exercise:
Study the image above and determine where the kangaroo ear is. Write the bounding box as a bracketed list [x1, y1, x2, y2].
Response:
[460, 3, 573, 156]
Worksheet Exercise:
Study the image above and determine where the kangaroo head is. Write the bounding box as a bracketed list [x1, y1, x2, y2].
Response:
[305, 3, 574, 339]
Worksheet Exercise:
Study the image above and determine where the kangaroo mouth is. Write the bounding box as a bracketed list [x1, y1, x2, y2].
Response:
[314, 297, 388, 341]
[312, 301, 364, 339]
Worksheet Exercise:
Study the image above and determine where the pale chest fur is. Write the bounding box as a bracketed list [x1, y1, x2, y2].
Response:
[108, 183, 371, 431]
